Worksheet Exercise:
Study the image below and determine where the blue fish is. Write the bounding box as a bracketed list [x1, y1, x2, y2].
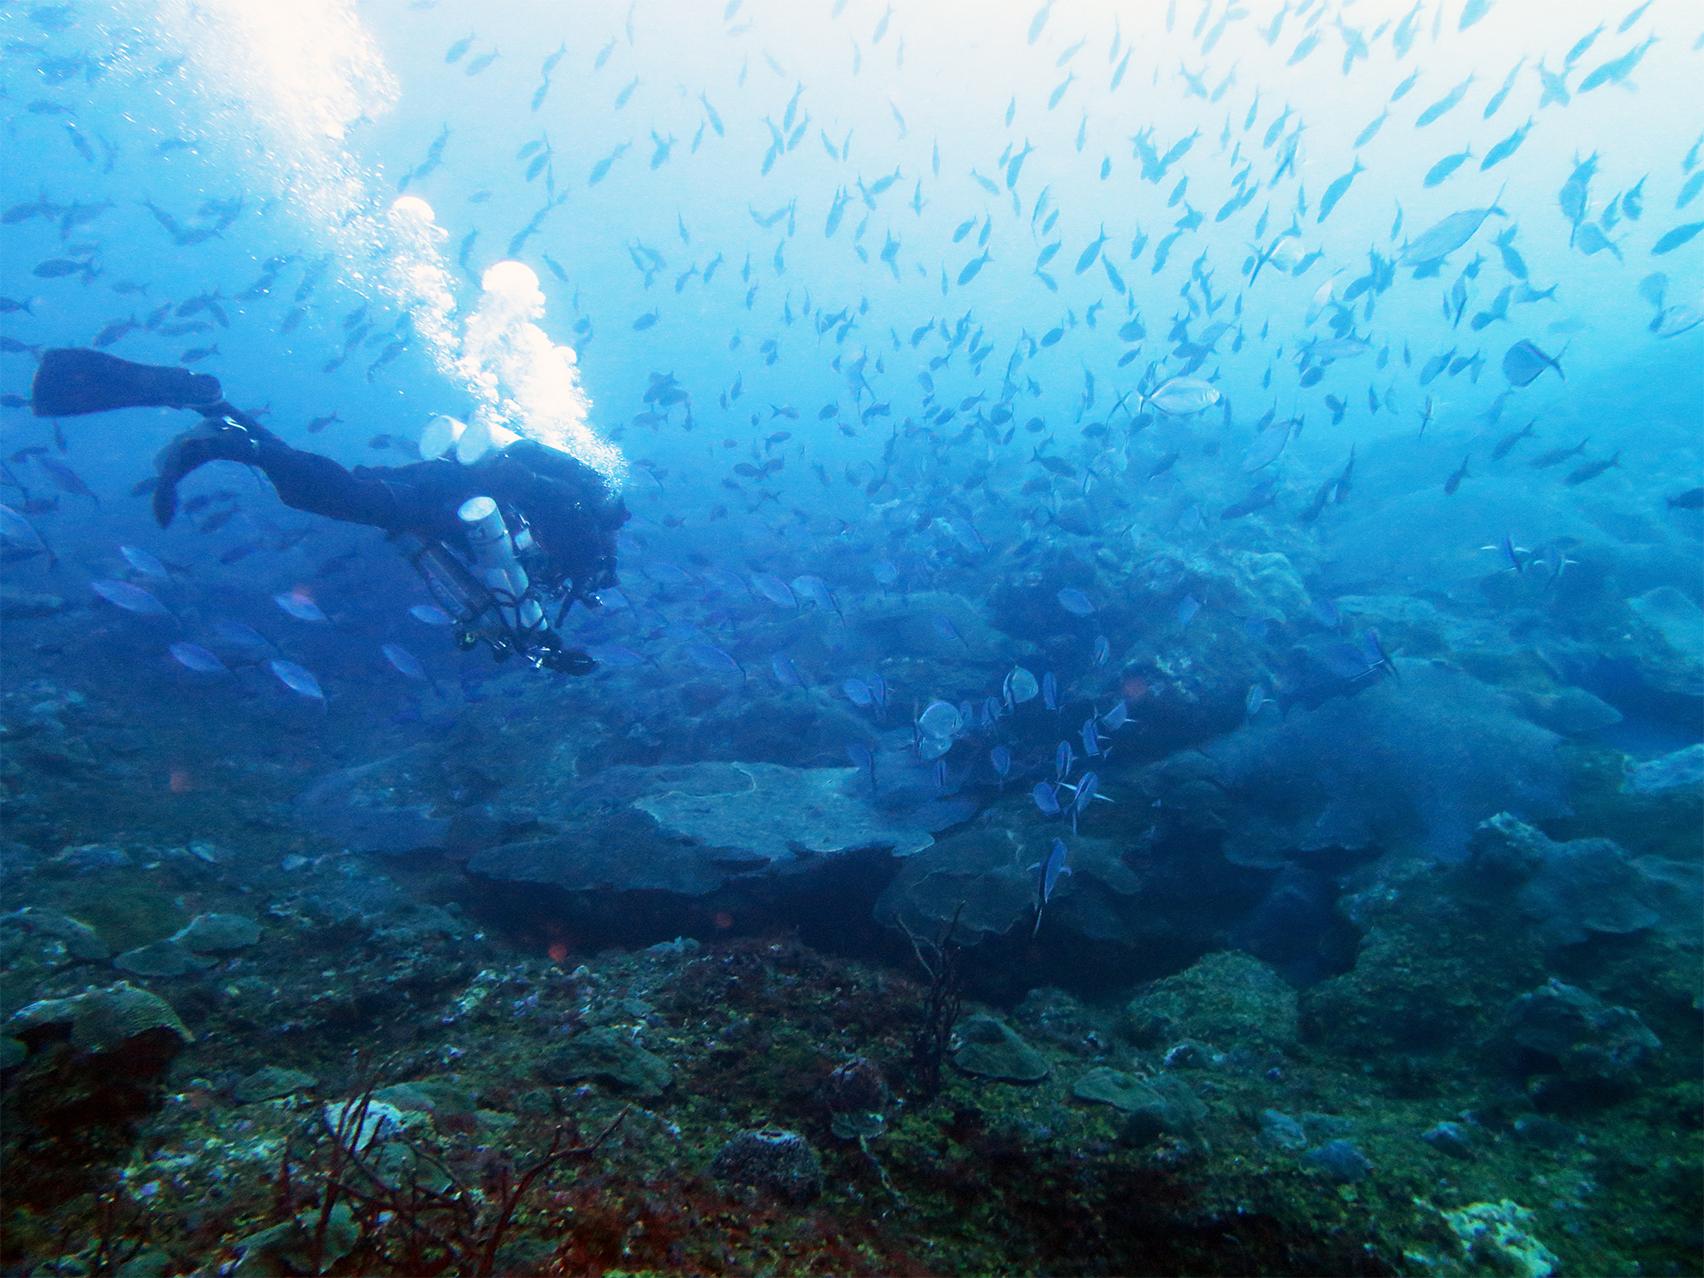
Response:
[846, 743, 876, 791]
[684, 642, 744, 679]
[267, 659, 325, 702]
[1057, 587, 1096, 616]
[1032, 781, 1061, 817]
[381, 643, 430, 683]
[168, 642, 228, 675]
[92, 579, 173, 620]
[1031, 837, 1071, 936]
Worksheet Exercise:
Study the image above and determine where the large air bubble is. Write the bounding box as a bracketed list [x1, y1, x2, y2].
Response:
[457, 260, 625, 484]
[126, 1, 623, 486]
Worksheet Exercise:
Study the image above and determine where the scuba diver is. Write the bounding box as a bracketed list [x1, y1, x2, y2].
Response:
[30, 347, 628, 674]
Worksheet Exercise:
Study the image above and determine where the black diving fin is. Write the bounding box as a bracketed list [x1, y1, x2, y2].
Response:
[31, 348, 224, 417]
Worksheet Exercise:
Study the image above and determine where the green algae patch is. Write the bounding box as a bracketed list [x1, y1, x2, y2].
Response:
[545, 1026, 673, 1096]
[1071, 1066, 1153, 1111]
[949, 1013, 1048, 1082]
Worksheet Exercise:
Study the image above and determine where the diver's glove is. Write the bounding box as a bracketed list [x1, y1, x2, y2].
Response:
[32, 348, 224, 417]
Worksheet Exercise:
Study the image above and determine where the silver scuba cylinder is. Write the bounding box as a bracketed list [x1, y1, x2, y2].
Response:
[457, 495, 545, 635]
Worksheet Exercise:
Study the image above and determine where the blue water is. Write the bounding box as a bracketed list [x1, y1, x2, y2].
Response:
[2, 0, 1701, 1272]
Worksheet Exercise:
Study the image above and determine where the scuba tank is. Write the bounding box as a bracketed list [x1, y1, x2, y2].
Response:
[457, 495, 546, 636]
[400, 495, 598, 676]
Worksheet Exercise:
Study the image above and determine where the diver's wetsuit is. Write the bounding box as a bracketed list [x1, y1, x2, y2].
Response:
[189, 416, 627, 601]
[30, 346, 628, 606]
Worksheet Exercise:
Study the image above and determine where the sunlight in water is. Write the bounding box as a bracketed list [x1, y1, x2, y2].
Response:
[458, 260, 625, 483]
[140, 0, 397, 278]
[384, 195, 459, 378]
[139, 0, 622, 483]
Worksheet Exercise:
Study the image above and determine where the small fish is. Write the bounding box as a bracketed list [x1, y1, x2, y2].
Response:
[1003, 666, 1040, 706]
[33, 257, 91, 279]
[1502, 339, 1564, 386]
[1074, 224, 1109, 274]
[1529, 437, 1590, 468]
[1141, 376, 1221, 415]
[273, 590, 329, 623]
[1490, 419, 1536, 460]
[268, 659, 325, 701]
[92, 315, 138, 347]
[1401, 200, 1507, 266]
[0, 503, 54, 565]
[770, 652, 805, 689]
[119, 545, 171, 579]
[684, 642, 744, 679]
[1578, 35, 1655, 93]
[169, 642, 229, 674]
[1480, 118, 1533, 170]
[1030, 837, 1071, 936]
[1652, 221, 1704, 256]
[1316, 158, 1364, 222]
[409, 603, 455, 626]
[1056, 587, 1095, 616]
[37, 456, 98, 502]
[1031, 782, 1061, 817]
[1054, 740, 1075, 782]
[957, 250, 992, 285]
[1444, 455, 1471, 494]
[1564, 451, 1620, 486]
[91, 578, 173, 619]
[749, 572, 797, 609]
[381, 642, 430, 682]
[1423, 148, 1473, 188]
[1245, 684, 1273, 721]
[1415, 74, 1474, 128]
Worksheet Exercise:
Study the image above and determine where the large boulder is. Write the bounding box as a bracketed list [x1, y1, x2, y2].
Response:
[8, 981, 192, 1061]
[1469, 813, 1700, 949]
[1622, 586, 1704, 698]
[1497, 979, 1661, 1107]
[710, 1127, 823, 1204]
[1301, 868, 1546, 1073]
[1124, 951, 1299, 1059]
[950, 1014, 1049, 1083]
[1197, 662, 1567, 867]
[543, 1027, 672, 1098]
[469, 760, 959, 899]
